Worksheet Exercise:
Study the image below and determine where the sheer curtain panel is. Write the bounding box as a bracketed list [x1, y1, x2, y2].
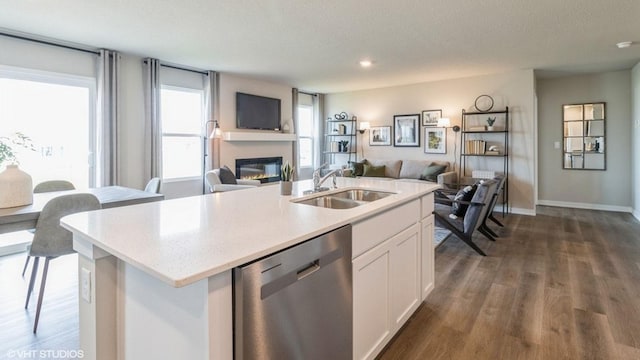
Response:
[144, 58, 162, 180]
[205, 71, 219, 173]
[97, 49, 120, 186]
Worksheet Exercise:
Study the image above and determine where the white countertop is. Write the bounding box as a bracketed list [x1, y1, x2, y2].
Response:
[62, 178, 439, 287]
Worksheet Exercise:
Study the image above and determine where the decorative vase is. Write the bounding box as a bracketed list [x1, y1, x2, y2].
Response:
[280, 181, 292, 196]
[487, 126, 494, 131]
[0, 164, 33, 208]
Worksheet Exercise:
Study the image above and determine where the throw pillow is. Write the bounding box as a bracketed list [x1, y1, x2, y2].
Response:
[348, 160, 366, 177]
[451, 184, 477, 217]
[218, 166, 238, 184]
[362, 164, 386, 177]
[420, 164, 447, 182]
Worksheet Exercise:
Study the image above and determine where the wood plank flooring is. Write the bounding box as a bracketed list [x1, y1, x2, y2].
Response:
[0, 253, 78, 359]
[380, 206, 640, 360]
[1, 206, 639, 359]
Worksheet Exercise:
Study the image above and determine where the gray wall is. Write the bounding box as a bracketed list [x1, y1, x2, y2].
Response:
[325, 70, 537, 214]
[537, 71, 632, 211]
[632, 63, 640, 220]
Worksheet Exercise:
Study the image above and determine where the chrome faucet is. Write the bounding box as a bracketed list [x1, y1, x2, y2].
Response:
[312, 164, 342, 192]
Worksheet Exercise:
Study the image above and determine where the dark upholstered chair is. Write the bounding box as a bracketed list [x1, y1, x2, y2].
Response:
[433, 179, 498, 256]
[480, 175, 506, 238]
[25, 193, 101, 333]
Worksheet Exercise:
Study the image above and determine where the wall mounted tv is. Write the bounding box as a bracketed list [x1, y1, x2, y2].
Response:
[236, 92, 281, 131]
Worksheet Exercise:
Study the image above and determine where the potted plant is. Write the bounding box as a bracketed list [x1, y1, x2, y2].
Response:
[0, 132, 36, 208]
[280, 161, 294, 195]
[486, 117, 496, 131]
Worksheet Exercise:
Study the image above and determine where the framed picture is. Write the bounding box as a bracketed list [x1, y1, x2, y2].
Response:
[394, 114, 420, 147]
[422, 109, 442, 127]
[369, 126, 392, 146]
[425, 127, 446, 153]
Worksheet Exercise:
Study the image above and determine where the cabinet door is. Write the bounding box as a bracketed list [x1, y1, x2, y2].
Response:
[389, 224, 421, 328]
[420, 215, 435, 300]
[353, 246, 391, 360]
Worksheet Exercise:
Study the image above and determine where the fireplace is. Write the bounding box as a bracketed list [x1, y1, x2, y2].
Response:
[236, 157, 283, 184]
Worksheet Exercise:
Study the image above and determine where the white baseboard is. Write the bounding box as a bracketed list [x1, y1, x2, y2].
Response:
[633, 209, 640, 222]
[537, 200, 632, 213]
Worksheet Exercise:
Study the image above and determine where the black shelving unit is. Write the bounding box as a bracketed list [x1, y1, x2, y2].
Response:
[460, 107, 509, 214]
[324, 119, 357, 165]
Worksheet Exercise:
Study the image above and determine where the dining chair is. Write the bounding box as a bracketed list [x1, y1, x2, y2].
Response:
[22, 180, 76, 277]
[24, 193, 101, 333]
[144, 177, 162, 193]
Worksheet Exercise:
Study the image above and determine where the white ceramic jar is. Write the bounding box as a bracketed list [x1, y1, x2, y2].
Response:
[0, 164, 33, 208]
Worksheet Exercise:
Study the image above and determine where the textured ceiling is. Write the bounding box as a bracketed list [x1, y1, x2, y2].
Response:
[0, 0, 639, 93]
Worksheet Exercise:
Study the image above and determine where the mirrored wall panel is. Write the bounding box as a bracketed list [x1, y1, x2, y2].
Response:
[562, 102, 605, 170]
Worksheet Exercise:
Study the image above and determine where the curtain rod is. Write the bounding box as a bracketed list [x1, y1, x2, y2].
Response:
[161, 63, 208, 75]
[0, 31, 100, 55]
[143, 60, 208, 75]
[298, 91, 319, 96]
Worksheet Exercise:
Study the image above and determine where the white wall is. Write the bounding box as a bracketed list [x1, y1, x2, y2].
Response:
[537, 71, 632, 212]
[217, 73, 294, 172]
[325, 70, 537, 214]
[632, 63, 640, 220]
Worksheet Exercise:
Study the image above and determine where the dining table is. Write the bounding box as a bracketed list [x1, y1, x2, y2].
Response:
[0, 186, 164, 235]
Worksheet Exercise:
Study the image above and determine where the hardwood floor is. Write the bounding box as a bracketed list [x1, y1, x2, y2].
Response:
[379, 206, 640, 360]
[0, 252, 78, 359]
[1, 206, 639, 359]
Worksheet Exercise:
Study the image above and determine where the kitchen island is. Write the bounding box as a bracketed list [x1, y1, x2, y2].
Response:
[62, 177, 439, 360]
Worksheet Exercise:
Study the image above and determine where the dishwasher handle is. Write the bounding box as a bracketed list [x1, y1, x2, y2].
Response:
[260, 248, 343, 300]
[297, 260, 320, 280]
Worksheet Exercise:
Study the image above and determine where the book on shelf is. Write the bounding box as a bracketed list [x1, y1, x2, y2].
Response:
[465, 140, 486, 154]
[485, 150, 500, 155]
[468, 126, 487, 131]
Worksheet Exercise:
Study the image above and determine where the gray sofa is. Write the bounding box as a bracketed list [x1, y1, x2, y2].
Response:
[345, 159, 457, 186]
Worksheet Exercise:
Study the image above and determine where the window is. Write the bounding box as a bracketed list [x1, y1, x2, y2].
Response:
[297, 105, 314, 168]
[160, 86, 204, 180]
[0, 68, 95, 188]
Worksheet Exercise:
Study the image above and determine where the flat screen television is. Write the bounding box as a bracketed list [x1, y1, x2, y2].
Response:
[236, 92, 281, 131]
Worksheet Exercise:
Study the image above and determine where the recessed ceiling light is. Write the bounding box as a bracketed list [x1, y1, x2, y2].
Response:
[616, 41, 632, 49]
[359, 60, 373, 68]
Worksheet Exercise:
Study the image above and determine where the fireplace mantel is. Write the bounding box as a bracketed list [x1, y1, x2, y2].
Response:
[223, 132, 296, 142]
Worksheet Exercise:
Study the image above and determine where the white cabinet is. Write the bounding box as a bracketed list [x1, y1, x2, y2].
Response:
[420, 215, 434, 300]
[353, 240, 392, 360]
[352, 194, 436, 360]
[353, 222, 421, 360]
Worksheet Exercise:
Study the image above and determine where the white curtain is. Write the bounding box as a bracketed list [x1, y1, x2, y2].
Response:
[292, 88, 299, 178]
[143, 58, 162, 180]
[313, 93, 324, 169]
[96, 49, 120, 186]
[204, 71, 219, 173]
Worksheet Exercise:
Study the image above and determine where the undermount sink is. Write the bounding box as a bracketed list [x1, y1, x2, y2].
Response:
[294, 189, 395, 209]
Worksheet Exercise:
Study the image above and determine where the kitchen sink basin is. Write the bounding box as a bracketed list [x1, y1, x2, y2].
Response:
[294, 189, 395, 209]
[330, 189, 394, 202]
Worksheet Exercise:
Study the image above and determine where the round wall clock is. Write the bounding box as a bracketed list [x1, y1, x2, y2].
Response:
[474, 95, 494, 112]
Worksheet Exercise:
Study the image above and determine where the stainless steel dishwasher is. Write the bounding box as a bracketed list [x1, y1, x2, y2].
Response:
[233, 225, 352, 360]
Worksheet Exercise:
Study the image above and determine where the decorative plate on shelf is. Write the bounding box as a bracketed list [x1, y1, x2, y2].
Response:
[474, 95, 494, 112]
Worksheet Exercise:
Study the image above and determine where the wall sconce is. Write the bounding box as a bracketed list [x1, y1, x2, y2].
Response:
[358, 121, 371, 134]
[206, 120, 222, 139]
[437, 118, 460, 132]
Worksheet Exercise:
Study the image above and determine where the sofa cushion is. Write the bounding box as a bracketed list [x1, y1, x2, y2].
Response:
[218, 166, 238, 185]
[366, 159, 402, 178]
[420, 164, 448, 182]
[348, 160, 366, 177]
[399, 160, 432, 179]
[362, 164, 386, 177]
